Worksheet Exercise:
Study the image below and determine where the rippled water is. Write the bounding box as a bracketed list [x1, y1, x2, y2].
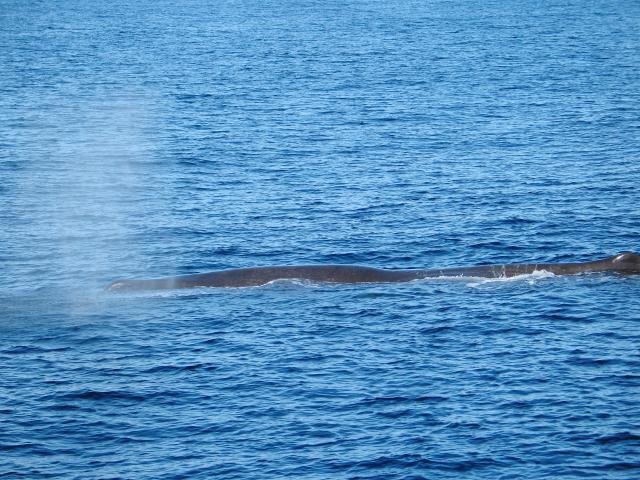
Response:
[1, 1, 640, 478]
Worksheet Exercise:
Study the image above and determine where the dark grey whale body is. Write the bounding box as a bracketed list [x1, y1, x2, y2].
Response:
[107, 252, 640, 292]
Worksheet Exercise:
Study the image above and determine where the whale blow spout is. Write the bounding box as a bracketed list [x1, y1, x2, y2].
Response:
[106, 252, 640, 292]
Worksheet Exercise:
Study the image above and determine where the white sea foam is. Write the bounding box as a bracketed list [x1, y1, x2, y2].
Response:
[464, 269, 556, 287]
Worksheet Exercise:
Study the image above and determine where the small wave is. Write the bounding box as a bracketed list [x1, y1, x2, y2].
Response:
[336, 453, 501, 472]
[594, 461, 640, 470]
[142, 363, 219, 374]
[0, 443, 70, 456]
[596, 432, 640, 444]
[418, 325, 454, 334]
[111, 436, 153, 445]
[41, 403, 84, 411]
[0, 442, 38, 452]
[57, 390, 147, 402]
[566, 356, 620, 367]
[1, 345, 71, 354]
[359, 395, 449, 407]
[500, 216, 539, 225]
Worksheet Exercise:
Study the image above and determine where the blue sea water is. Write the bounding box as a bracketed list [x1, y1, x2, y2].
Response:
[1, 0, 640, 478]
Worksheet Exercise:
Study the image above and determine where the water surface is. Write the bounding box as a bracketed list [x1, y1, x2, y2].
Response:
[1, 0, 639, 478]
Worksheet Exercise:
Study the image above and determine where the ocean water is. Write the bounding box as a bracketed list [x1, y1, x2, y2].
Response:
[1, 0, 640, 478]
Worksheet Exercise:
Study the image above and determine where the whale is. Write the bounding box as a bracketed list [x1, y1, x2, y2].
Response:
[106, 252, 640, 292]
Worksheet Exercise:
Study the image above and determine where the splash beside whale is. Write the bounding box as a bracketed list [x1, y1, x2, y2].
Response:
[107, 252, 640, 292]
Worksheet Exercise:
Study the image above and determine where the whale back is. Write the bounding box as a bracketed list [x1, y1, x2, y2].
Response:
[602, 251, 640, 274]
[107, 252, 640, 291]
